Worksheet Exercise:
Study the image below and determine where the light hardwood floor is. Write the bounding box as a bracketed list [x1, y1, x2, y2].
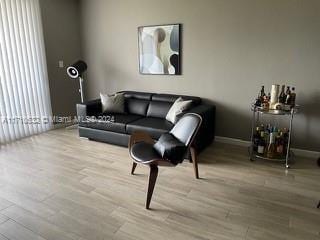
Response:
[0, 128, 319, 240]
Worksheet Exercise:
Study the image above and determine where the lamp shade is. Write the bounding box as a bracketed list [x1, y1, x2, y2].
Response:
[67, 60, 87, 79]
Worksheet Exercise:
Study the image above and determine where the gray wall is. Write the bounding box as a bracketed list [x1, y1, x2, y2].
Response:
[80, 0, 320, 151]
[40, 0, 82, 117]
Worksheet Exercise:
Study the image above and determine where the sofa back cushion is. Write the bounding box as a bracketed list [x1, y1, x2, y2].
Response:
[117, 91, 202, 117]
[152, 93, 201, 105]
[122, 91, 153, 100]
[126, 99, 149, 116]
[147, 101, 173, 118]
[119, 91, 153, 116]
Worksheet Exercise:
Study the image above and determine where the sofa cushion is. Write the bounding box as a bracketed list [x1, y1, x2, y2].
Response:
[126, 99, 150, 116]
[126, 117, 174, 139]
[147, 101, 173, 119]
[86, 114, 142, 134]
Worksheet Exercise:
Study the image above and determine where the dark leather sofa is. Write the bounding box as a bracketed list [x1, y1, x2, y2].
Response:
[76, 91, 216, 152]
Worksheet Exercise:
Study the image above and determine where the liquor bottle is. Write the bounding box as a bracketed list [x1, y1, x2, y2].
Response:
[265, 123, 271, 141]
[253, 127, 260, 152]
[275, 132, 280, 155]
[273, 126, 278, 133]
[285, 86, 291, 104]
[267, 132, 276, 158]
[267, 93, 271, 102]
[282, 128, 289, 154]
[260, 86, 266, 100]
[286, 86, 291, 95]
[262, 93, 270, 110]
[265, 130, 270, 147]
[257, 131, 266, 155]
[254, 94, 261, 107]
[290, 87, 296, 108]
[276, 132, 284, 156]
[278, 85, 286, 104]
[283, 128, 289, 141]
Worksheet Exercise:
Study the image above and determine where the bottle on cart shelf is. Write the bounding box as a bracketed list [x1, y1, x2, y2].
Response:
[273, 126, 278, 133]
[286, 86, 291, 95]
[283, 128, 289, 140]
[254, 94, 262, 107]
[290, 87, 296, 108]
[252, 124, 290, 158]
[262, 93, 270, 110]
[260, 86, 266, 100]
[265, 124, 271, 143]
[267, 93, 271, 102]
[285, 86, 291, 104]
[283, 128, 289, 153]
[276, 131, 285, 156]
[257, 131, 266, 155]
[278, 85, 286, 104]
[253, 127, 260, 152]
[267, 132, 276, 158]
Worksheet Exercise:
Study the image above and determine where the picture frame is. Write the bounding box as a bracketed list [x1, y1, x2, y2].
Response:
[138, 24, 181, 75]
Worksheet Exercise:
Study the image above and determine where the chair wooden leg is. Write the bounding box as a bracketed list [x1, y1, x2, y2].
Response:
[146, 164, 158, 209]
[317, 200, 320, 208]
[190, 147, 199, 179]
[131, 162, 137, 175]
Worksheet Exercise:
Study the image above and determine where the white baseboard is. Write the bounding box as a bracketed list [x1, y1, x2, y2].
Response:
[215, 136, 319, 159]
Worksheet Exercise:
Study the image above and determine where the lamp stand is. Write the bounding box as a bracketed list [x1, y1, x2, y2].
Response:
[79, 76, 84, 103]
[66, 76, 84, 130]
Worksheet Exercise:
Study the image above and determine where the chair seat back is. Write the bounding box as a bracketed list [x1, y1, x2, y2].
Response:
[170, 113, 202, 148]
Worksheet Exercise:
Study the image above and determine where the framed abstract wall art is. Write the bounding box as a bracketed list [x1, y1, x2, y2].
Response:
[138, 24, 181, 75]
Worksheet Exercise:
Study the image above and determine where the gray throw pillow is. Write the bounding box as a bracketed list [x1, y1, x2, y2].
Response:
[100, 93, 125, 114]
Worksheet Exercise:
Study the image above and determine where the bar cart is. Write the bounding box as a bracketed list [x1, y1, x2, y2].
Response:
[249, 105, 299, 169]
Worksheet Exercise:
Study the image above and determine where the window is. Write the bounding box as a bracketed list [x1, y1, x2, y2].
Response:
[0, 0, 52, 144]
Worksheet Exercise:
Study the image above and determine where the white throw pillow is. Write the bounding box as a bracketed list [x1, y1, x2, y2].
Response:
[100, 93, 125, 113]
[166, 97, 193, 124]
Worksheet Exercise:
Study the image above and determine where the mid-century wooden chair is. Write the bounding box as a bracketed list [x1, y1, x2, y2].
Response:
[129, 113, 202, 209]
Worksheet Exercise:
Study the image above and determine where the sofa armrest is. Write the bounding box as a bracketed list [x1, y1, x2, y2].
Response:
[186, 104, 216, 152]
[76, 99, 102, 120]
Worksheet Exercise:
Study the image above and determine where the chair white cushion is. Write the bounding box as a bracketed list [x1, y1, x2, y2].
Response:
[166, 97, 192, 124]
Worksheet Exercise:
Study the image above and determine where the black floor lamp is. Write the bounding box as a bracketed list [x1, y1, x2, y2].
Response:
[67, 60, 87, 103]
[66, 60, 87, 129]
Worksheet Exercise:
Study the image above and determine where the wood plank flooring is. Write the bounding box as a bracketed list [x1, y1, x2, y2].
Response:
[0, 128, 319, 240]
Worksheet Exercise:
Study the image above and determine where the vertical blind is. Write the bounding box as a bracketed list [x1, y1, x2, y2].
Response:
[0, 0, 52, 144]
